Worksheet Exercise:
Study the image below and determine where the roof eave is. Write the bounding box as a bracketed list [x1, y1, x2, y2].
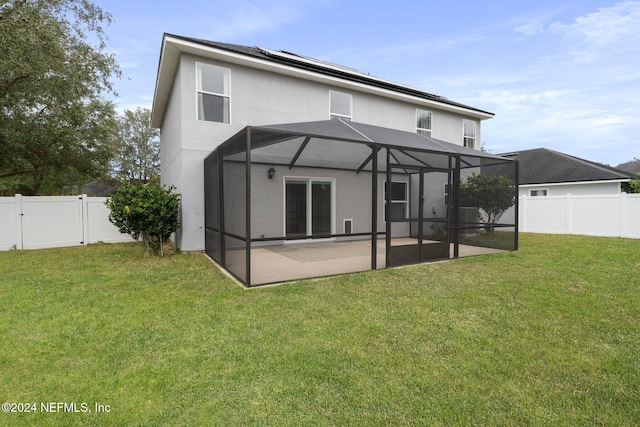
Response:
[151, 35, 494, 128]
[520, 178, 631, 187]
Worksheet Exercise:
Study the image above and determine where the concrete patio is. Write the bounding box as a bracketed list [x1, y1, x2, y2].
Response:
[222, 238, 504, 286]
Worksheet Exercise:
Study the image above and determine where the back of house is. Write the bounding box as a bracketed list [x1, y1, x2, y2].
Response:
[151, 34, 500, 253]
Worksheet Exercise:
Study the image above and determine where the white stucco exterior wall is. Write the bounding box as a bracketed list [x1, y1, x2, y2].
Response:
[158, 50, 490, 251]
[519, 181, 622, 198]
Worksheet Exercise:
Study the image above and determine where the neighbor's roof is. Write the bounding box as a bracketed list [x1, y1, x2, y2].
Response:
[151, 33, 494, 127]
[500, 148, 635, 185]
[615, 160, 640, 175]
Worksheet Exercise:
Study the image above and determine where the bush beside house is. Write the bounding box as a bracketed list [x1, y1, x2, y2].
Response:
[106, 181, 180, 255]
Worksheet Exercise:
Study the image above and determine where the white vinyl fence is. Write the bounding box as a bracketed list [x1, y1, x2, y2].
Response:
[0, 194, 132, 251]
[519, 193, 640, 239]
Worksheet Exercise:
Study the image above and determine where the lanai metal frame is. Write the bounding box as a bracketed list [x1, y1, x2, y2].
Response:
[204, 119, 518, 287]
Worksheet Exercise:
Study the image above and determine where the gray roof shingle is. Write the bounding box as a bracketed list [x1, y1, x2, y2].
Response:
[500, 148, 635, 185]
[615, 160, 640, 175]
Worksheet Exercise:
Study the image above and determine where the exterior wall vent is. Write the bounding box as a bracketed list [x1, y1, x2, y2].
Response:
[344, 219, 353, 235]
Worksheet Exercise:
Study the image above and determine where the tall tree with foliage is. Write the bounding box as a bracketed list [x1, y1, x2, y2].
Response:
[111, 107, 160, 184]
[460, 172, 516, 233]
[0, 0, 120, 195]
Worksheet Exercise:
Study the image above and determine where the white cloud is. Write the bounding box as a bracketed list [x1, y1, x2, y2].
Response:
[592, 114, 630, 126]
[549, 1, 640, 46]
[190, 0, 330, 41]
[411, 2, 640, 165]
[514, 22, 544, 37]
[471, 89, 573, 112]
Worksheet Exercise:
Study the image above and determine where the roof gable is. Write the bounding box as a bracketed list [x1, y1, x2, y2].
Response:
[501, 148, 635, 184]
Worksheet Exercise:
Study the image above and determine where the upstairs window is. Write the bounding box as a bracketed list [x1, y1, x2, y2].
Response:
[330, 90, 352, 120]
[197, 63, 230, 124]
[463, 119, 476, 149]
[416, 109, 432, 136]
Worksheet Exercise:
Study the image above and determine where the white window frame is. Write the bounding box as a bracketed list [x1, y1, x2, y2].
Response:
[283, 176, 336, 243]
[384, 181, 409, 221]
[330, 90, 352, 120]
[529, 189, 549, 197]
[416, 109, 432, 136]
[196, 62, 231, 124]
[463, 119, 476, 149]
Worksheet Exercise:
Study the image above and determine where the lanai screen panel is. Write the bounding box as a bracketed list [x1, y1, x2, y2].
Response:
[205, 119, 518, 287]
[248, 136, 373, 171]
[248, 135, 378, 286]
[220, 132, 249, 283]
[456, 155, 518, 252]
[204, 151, 220, 263]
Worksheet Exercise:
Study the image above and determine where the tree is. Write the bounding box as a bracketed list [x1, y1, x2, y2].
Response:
[111, 107, 160, 184]
[628, 173, 640, 194]
[0, 0, 120, 195]
[106, 181, 180, 256]
[460, 173, 516, 233]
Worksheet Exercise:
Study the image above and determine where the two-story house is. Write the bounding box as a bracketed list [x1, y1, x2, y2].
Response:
[151, 33, 517, 286]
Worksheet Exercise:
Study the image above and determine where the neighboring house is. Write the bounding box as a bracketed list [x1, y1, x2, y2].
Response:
[151, 34, 517, 285]
[615, 160, 640, 177]
[501, 148, 634, 197]
[501, 148, 638, 239]
[80, 180, 121, 197]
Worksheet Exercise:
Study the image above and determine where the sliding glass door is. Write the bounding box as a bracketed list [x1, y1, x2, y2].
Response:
[285, 178, 334, 240]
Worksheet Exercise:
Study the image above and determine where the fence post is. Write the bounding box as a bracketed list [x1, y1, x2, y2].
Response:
[519, 195, 527, 232]
[565, 194, 572, 234]
[620, 192, 628, 238]
[14, 194, 23, 250]
[81, 194, 89, 245]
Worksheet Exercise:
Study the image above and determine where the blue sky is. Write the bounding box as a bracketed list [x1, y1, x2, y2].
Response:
[96, 0, 640, 167]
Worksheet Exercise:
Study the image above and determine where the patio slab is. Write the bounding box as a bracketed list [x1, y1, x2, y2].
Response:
[221, 238, 504, 286]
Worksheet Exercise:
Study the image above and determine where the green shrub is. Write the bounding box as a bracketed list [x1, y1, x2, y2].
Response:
[106, 181, 180, 255]
[629, 173, 640, 193]
[460, 173, 516, 233]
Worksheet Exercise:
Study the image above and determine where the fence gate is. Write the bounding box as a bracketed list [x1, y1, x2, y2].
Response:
[0, 194, 131, 251]
[20, 195, 85, 250]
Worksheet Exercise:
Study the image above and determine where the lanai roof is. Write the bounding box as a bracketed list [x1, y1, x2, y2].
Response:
[216, 118, 512, 172]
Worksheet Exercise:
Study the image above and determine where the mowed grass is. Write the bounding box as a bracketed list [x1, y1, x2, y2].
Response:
[0, 234, 639, 426]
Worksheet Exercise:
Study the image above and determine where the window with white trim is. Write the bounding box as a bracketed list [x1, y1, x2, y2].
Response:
[330, 90, 352, 120]
[416, 109, 432, 136]
[463, 119, 476, 149]
[384, 181, 408, 220]
[197, 63, 230, 123]
[530, 189, 548, 197]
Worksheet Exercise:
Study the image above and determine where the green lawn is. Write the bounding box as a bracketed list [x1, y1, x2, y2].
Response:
[0, 234, 639, 426]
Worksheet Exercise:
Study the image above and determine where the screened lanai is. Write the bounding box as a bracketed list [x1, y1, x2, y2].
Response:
[204, 119, 518, 287]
